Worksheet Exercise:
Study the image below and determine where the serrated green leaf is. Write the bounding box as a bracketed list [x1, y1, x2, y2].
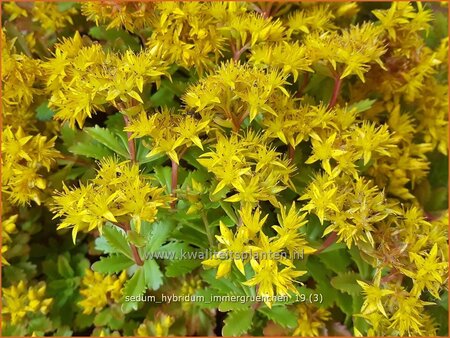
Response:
[57, 255, 74, 278]
[166, 259, 201, 277]
[195, 288, 221, 309]
[222, 309, 254, 336]
[219, 300, 251, 312]
[36, 100, 55, 121]
[103, 224, 133, 260]
[146, 220, 176, 253]
[92, 255, 134, 274]
[85, 125, 130, 158]
[122, 268, 146, 298]
[28, 316, 53, 333]
[143, 259, 163, 290]
[94, 308, 111, 326]
[330, 272, 362, 296]
[258, 306, 298, 329]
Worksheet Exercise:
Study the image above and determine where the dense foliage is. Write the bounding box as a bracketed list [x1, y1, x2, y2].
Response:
[1, 1, 449, 337]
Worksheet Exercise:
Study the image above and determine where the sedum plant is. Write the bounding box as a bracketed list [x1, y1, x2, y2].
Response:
[1, 1, 448, 337]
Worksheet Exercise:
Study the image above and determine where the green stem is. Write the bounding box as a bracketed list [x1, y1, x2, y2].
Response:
[201, 210, 214, 247]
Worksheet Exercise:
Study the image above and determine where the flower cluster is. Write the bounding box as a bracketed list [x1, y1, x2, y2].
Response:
[51, 157, 169, 242]
[44, 32, 169, 128]
[124, 109, 210, 164]
[2, 281, 53, 326]
[202, 203, 314, 306]
[2, 126, 61, 205]
[78, 269, 127, 315]
[197, 131, 293, 205]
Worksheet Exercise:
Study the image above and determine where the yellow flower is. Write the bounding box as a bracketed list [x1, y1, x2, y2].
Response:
[400, 244, 448, 298]
[202, 222, 249, 277]
[299, 172, 339, 223]
[78, 269, 127, 315]
[287, 5, 336, 36]
[2, 281, 53, 325]
[305, 132, 346, 174]
[243, 258, 305, 308]
[250, 41, 313, 81]
[349, 122, 395, 165]
[136, 313, 175, 337]
[357, 272, 394, 317]
[293, 303, 331, 336]
[388, 293, 434, 336]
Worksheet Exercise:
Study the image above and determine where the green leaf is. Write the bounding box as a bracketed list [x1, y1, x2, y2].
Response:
[57, 255, 74, 278]
[195, 288, 222, 309]
[318, 249, 351, 273]
[349, 246, 372, 279]
[94, 308, 112, 326]
[219, 201, 239, 224]
[122, 268, 146, 299]
[143, 259, 163, 290]
[36, 101, 55, 121]
[352, 293, 368, 335]
[150, 86, 176, 108]
[86, 126, 130, 158]
[258, 306, 298, 329]
[127, 230, 148, 248]
[92, 255, 135, 274]
[348, 99, 376, 113]
[146, 220, 176, 253]
[57, 2, 76, 11]
[222, 309, 254, 336]
[219, 300, 251, 312]
[165, 259, 201, 277]
[336, 291, 353, 317]
[439, 291, 448, 311]
[331, 272, 362, 296]
[29, 316, 53, 333]
[88, 26, 140, 51]
[103, 224, 133, 259]
[153, 166, 172, 193]
[69, 142, 113, 160]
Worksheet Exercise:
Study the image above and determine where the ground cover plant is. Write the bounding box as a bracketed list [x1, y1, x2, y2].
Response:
[1, 1, 449, 337]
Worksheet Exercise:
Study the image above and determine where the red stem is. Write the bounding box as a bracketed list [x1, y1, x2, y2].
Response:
[295, 73, 310, 98]
[315, 231, 338, 255]
[288, 144, 295, 161]
[117, 222, 143, 266]
[328, 75, 342, 109]
[170, 159, 178, 209]
[123, 115, 136, 163]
